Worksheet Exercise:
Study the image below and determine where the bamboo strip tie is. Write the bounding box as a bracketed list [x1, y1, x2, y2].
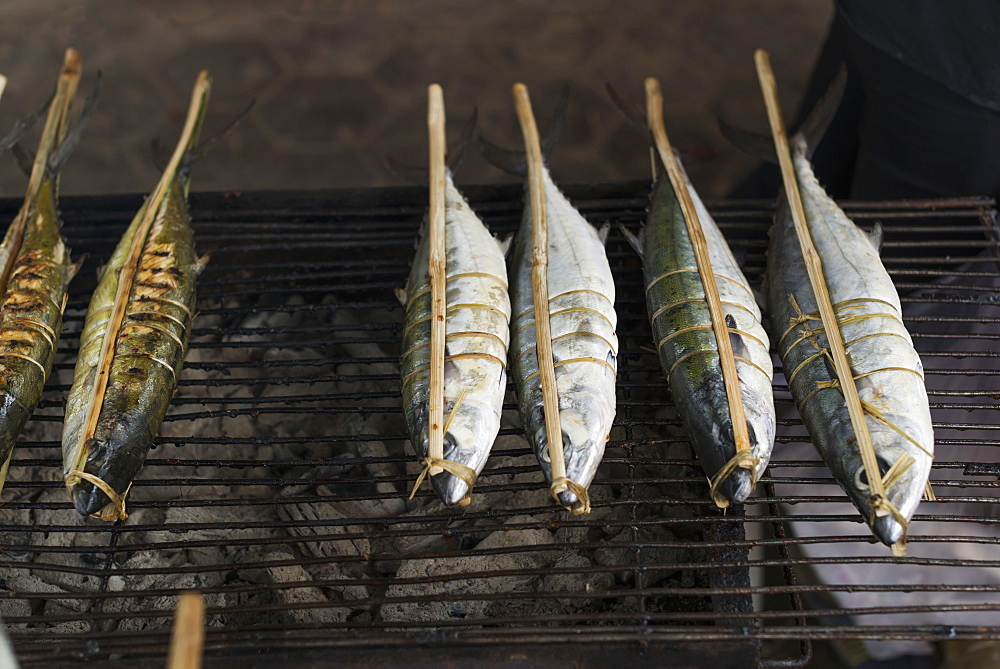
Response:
[754, 50, 899, 549]
[512, 83, 575, 509]
[166, 592, 205, 669]
[644, 77, 755, 509]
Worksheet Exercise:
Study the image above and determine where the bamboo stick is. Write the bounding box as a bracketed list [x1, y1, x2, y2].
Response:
[753, 50, 885, 507]
[644, 77, 752, 507]
[166, 592, 204, 669]
[512, 83, 569, 498]
[426, 83, 447, 475]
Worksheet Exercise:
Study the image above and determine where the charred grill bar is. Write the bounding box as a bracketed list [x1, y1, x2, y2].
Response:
[0, 185, 997, 667]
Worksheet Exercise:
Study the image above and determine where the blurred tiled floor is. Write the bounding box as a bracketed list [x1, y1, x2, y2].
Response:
[0, 1, 831, 197]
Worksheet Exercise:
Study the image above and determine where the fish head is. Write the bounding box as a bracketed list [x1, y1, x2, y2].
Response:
[428, 396, 501, 506]
[533, 390, 613, 513]
[679, 373, 774, 506]
[832, 413, 933, 549]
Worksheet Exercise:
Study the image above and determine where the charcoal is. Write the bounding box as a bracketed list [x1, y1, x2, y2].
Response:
[379, 515, 561, 623]
[250, 551, 368, 625]
[277, 499, 370, 562]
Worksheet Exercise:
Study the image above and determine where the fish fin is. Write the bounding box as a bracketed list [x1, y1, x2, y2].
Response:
[717, 116, 778, 164]
[619, 224, 643, 257]
[447, 107, 477, 172]
[596, 221, 611, 246]
[385, 109, 478, 184]
[181, 98, 253, 174]
[791, 66, 846, 158]
[539, 86, 569, 159]
[383, 155, 427, 185]
[605, 81, 647, 133]
[149, 137, 171, 173]
[866, 221, 884, 253]
[69, 253, 88, 280]
[46, 73, 101, 176]
[477, 133, 527, 177]
[196, 253, 211, 274]
[0, 451, 11, 495]
[495, 233, 514, 257]
[0, 91, 53, 160]
[725, 314, 750, 360]
[394, 287, 408, 306]
[9, 143, 34, 177]
[478, 87, 569, 176]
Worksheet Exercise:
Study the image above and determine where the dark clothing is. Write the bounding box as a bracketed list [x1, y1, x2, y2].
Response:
[734, 1, 1000, 201]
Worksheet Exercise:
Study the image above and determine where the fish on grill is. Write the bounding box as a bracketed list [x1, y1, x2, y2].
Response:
[399, 169, 511, 506]
[481, 95, 618, 514]
[767, 133, 933, 548]
[622, 155, 775, 506]
[0, 50, 95, 492]
[721, 67, 934, 548]
[62, 72, 213, 520]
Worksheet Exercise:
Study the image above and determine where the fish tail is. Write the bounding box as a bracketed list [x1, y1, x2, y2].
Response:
[383, 107, 478, 184]
[45, 72, 100, 178]
[719, 66, 846, 163]
[478, 86, 569, 176]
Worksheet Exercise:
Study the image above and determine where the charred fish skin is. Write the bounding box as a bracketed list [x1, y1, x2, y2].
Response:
[636, 163, 774, 505]
[509, 167, 618, 512]
[400, 173, 510, 505]
[63, 179, 206, 517]
[768, 138, 933, 547]
[0, 177, 75, 477]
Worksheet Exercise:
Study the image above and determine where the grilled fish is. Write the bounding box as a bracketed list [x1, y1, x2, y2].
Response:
[400, 172, 511, 505]
[62, 72, 212, 520]
[624, 157, 775, 505]
[768, 135, 933, 548]
[0, 51, 93, 492]
[508, 166, 618, 513]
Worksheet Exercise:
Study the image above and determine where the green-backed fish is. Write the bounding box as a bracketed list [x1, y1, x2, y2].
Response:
[62, 72, 212, 520]
[0, 50, 95, 492]
[623, 154, 775, 505]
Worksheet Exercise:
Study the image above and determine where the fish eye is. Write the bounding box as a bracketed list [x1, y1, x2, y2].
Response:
[854, 466, 869, 491]
[853, 457, 893, 492]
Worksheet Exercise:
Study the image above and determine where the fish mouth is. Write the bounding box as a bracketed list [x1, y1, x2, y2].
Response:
[426, 426, 490, 507]
[430, 470, 473, 507]
[70, 479, 117, 519]
[712, 466, 755, 506]
[872, 513, 905, 549]
[556, 487, 588, 515]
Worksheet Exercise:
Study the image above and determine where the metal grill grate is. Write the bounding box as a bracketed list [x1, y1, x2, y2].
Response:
[0, 184, 997, 667]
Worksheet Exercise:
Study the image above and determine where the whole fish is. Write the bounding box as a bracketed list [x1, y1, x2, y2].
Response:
[768, 135, 933, 548]
[508, 166, 618, 513]
[400, 171, 511, 505]
[0, 51, 93, 492]
[624, 157, 775, 505]
[62, 72, 212, 520]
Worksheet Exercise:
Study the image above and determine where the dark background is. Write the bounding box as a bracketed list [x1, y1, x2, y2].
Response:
[0, 0, 831, 197]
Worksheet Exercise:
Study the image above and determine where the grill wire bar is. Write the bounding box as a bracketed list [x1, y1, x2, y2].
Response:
[0, 185, 996, 667]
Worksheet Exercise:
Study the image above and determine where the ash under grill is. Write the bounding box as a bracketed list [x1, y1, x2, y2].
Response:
[0, 185, 997, 667]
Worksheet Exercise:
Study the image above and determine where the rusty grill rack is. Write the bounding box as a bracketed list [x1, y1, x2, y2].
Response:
[0, 184, 998, 667]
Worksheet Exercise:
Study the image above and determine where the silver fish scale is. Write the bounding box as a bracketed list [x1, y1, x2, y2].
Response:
[509, 168, 617, 511]
[400, 173, 510, 506]
[768, 141, 934, 547]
